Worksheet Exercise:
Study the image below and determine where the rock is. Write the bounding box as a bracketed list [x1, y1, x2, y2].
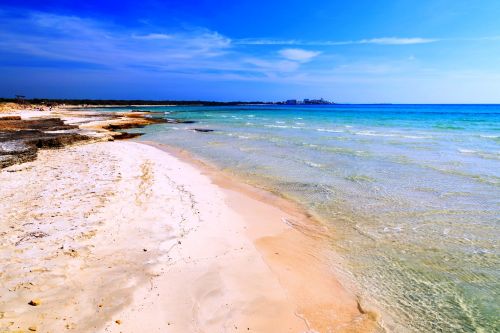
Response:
[111, 132, 144, 140]
[103, 117, 166, 130]
[15, 231, 49, 246]
[0, 118, 77, 131]
[165, 118, 196, 124]
[192, 128, 215, 133]
[0, 119, 90, 169]
[0, 116, 22, 120]
[28, 326, 37, 331]
[28, 299, 41, 306]
[115, 320, 122, 325]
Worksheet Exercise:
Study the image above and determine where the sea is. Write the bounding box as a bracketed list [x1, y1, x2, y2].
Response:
[90, 104, 499, 332]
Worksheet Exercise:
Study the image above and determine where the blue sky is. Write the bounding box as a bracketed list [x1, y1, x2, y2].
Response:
[1, 0, 500, 102]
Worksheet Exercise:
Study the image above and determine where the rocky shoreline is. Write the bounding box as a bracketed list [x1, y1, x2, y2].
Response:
[0, 106, 167, 169]
[0, 117, 89, 168]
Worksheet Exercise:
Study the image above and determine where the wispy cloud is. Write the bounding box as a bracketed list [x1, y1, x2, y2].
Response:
[236, 37, 439, 46]
[1, 6, 495, 92]
[357, 37, 438, 45]
[279, 49, 320, 62]
[0, 10, 234, 67]
[132, 33, 173, 40]
[0, 9, 322, 80]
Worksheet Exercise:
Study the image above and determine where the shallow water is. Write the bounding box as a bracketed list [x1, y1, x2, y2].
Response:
[94, 104, 499, 332]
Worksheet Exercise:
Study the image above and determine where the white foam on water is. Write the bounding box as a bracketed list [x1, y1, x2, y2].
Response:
[265, 124, 289, 128]
[458, 149, 477, 153]
[317, 128, 344, 133]
[304, 160, 323, 168]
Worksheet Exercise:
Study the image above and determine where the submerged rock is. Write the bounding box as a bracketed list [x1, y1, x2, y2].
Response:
[192, 128, 215, 133]
[165, 118, 196, 124]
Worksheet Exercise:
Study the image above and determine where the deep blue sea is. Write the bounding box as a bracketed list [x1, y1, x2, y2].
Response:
[92, 104, 499, 332]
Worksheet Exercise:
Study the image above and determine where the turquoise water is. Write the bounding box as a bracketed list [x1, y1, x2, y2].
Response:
[99, 105, 498, 332]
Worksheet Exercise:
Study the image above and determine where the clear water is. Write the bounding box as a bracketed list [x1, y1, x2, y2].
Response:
[95, 104, 499, 332]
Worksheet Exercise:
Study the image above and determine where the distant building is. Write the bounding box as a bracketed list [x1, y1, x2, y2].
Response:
[282, 98, 334, 105]
[15, 95, 26, 104]
[303, 98, 333, 105]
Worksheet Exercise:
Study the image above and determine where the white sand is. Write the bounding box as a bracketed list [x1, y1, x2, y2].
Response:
[0, 141, 376, 332]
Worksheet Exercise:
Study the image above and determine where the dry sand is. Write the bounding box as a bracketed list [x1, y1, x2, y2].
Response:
[0, 138, 379, 332]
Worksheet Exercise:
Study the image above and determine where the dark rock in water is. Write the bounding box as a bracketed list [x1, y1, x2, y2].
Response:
[104, 117, 167, 130]
[165, 118, 196, 124]
[112, 132, 144, 140]
[105, 123, 146, 130]
[192, 128, 215, 133]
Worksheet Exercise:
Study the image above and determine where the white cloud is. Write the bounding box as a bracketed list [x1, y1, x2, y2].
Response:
[0, 10, 312, 80]
[245, 58, 300, 72]
[237, 37, 439, 46]
[235, 39, 299, 45]
[0, 11, 234, 66]
[358, 37, 438, 45]
[279, 48, 320, 62]
[132, 33, 173, 40]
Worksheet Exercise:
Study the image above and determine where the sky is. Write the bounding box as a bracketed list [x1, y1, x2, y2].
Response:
[1, 0, 500, 103]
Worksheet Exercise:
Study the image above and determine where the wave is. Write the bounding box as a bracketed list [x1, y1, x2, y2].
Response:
[355, 131, 431, 139]
[426, 165, 500, 186]
[317, 128, 344, 133]
[304, 160, 323, 168]
[458, 149, 477, 154]
[265, 124, 290, 128]
[433, 124, 465, 130]
[458, 149, 500, 160]
[320, 146, 372, 157]
[401, 135, 432, 139]
[345, 174, 376, 183]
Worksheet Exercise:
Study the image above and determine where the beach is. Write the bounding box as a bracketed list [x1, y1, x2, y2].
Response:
[0, 107, 377, 332]
[131, 104, 499, 333]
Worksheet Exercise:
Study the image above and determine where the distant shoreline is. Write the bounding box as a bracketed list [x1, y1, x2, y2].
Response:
[3, 99, 500, 108]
